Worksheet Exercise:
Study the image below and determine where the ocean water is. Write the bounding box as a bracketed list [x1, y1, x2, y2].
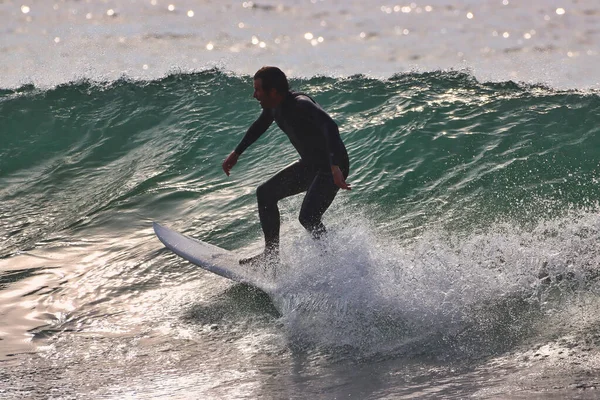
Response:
[2, 1, 600, 399]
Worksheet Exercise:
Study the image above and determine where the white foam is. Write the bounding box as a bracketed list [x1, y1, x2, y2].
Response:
[269, 210, 600, 355]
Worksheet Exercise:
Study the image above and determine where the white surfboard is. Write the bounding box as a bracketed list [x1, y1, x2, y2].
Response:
[153, 222, 274, 293]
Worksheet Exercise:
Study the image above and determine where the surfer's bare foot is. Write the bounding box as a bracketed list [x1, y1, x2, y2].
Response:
[239, 250, 279, 268]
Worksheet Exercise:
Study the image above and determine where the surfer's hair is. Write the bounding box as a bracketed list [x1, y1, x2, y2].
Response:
[254, 66, 289, 95]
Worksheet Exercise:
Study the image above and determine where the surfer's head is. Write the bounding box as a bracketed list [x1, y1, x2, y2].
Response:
[253, 66, 288, 108]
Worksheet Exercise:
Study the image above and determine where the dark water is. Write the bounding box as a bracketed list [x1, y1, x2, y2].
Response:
[2, 70, 600, 398]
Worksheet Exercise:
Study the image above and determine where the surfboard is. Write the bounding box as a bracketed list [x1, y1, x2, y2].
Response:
[152, 222, 274, 293]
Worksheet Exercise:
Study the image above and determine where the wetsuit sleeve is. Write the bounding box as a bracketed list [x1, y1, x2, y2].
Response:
[234, 109, 274, 155]
[296, 97, 344, 166]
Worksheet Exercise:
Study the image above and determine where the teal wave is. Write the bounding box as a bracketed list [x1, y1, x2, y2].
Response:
[1, 70, 599, 256]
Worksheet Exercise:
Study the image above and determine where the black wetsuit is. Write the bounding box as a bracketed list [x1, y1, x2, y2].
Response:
[235, 91, 350, 250]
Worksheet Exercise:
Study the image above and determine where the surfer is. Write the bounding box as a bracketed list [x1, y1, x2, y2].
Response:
[222, 66, 351, 266]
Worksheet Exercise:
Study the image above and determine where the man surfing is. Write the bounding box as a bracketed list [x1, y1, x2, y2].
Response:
[222, 66, 351, 266]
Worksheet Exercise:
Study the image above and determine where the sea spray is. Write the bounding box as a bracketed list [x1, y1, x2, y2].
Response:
[269, 207, 600, 358]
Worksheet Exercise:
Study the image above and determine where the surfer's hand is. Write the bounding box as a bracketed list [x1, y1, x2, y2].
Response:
[222, 151, 239, 176]
[332, 165, 351, 190]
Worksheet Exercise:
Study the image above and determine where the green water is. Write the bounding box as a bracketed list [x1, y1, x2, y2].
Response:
[2, 71, 599, 251]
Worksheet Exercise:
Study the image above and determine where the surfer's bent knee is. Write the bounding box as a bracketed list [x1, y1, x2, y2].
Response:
[256, 183, 270, 205]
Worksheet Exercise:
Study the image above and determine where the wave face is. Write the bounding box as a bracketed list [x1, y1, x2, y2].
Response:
[2, 71, 599, 248]
[2, 71, 600, 398]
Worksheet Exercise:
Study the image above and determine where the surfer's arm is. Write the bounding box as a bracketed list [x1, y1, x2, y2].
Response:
[234, 109, 274, 156]
[297, 98, 351, 190]
[297, 97, 345, 166]
[223, 109, 274, 176]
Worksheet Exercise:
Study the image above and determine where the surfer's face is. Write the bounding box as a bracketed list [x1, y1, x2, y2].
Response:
[253, 79, 279, 109]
